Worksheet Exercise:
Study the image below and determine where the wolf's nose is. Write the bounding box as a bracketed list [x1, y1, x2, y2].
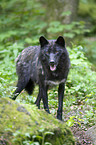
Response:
[50, 60, 55, 65]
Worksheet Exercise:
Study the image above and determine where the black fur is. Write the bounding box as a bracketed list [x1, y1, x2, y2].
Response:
[12, 36, 70, 120]
[25, 79, 34, 95]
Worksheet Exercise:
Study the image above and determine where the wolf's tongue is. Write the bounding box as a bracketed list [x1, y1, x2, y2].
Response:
[50, 65, 56, 71]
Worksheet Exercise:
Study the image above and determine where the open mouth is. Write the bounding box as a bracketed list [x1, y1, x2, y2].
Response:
[50, 65, 56, 71]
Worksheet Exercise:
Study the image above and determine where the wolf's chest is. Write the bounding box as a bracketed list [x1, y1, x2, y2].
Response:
[45, 78, 66, 86]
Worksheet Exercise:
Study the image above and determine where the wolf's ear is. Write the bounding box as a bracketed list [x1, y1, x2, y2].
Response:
[55, 36, 65, 47]
[39, 36, 49, 47]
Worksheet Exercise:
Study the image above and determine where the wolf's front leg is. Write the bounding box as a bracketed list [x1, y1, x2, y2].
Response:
[57, 83, 65, 120]
[41, 84, 50, 114]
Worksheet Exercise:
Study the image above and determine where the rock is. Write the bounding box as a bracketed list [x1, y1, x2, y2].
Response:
[85, 125, 96, 145]
[0, 98, 75, 145]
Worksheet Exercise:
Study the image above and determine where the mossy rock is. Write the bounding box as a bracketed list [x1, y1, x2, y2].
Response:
[0, 98, 75, 145]
[85, 125, 96, 145]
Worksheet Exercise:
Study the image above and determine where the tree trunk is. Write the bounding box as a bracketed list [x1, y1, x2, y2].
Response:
[63, 0, 80, 23]
[40, 0, 79, 24]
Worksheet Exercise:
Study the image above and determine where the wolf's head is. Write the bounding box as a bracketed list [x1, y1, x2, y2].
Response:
[39, 36, 67, 72]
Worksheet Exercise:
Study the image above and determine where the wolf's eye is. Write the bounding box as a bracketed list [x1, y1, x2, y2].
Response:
[56, 51, 59, 53]
[45, 51, 49, 55]
[46, 52, 48, 54]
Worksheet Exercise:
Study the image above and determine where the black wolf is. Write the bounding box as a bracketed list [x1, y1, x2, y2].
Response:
[12, 36, 70, 120]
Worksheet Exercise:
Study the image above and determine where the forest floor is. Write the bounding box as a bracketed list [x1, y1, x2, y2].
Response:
[63, 104, 94, 145]
[18, 87, 95, 145]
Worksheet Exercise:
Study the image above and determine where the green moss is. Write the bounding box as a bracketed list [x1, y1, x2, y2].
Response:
[0, 98, 75, 145]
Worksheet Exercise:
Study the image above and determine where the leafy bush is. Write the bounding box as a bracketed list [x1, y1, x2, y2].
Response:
[78, 0, 96, 34]
[67, 45, 96, 101]
[0, 0, 89, 47]
[47, 21, 88, 39]
[84, 38, 96, 66]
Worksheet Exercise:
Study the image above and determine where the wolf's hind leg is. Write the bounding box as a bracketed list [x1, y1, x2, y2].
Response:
[35, 93, 41, 109]
[12, 77, 30, 100]
[12, 81, 27, 100]
[25, 79, 35, 95]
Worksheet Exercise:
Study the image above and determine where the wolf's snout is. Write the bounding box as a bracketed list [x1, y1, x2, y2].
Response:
[49, 53, 56, 71]
[50, 60, 55, 66]
[49, 53, 55, 64]
[49, 60, 56, 71]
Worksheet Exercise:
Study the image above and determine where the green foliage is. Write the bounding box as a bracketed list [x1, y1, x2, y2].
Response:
[47, 21, 88, 39]
[0, 0, 96, 143]
[68, 46, 96, 100]
[13, 128, 54, 145]
[0, 0, 89, 48]
[78, 0, 96, 34]
[0, 0, 45, 47]
[66, 116, 83, 127]
[78, 1, 96, 20]
[83, 38, 96, 66]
